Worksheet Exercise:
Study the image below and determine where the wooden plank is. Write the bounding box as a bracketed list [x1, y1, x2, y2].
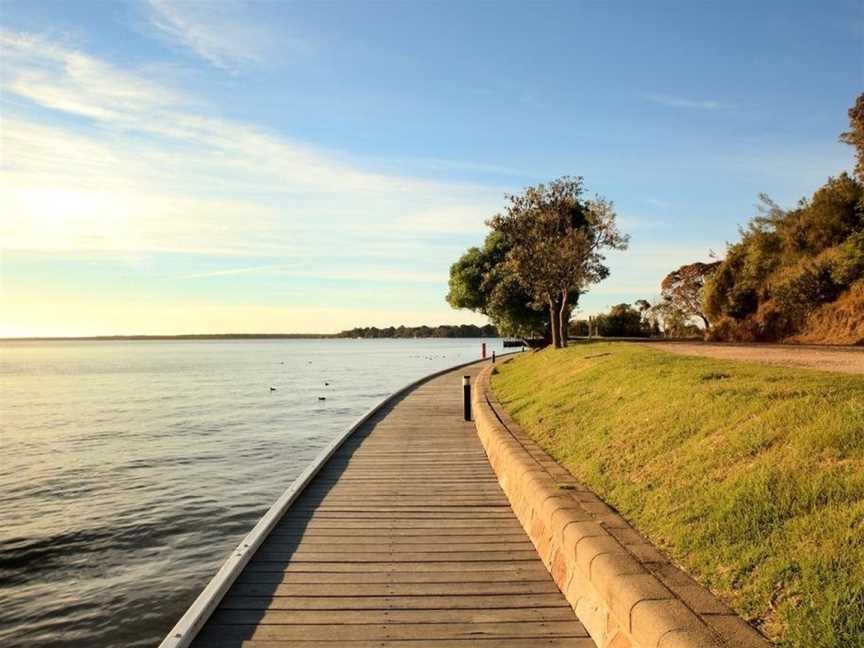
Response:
[250, 550, 542, 562]
[243, 561, 544, 573]
[270, 526, 525, 542]
[220, 593, 570, 610]
[260, 541, 535, 553]
[197, 639, 596, 648]
[229, 581, 561, 596]
[210, 607, 578, 624]
[284, 509, 515, 516]
[272, 519, 525, 529]
[196, 620, 588, 641]
[260, 533, 531, 544]
[233, 570, 553, 586]
[287, 505, 514, 512]
[282, 511, 516, 518]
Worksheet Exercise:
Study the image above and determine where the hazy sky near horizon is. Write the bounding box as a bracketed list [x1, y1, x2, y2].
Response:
[1, 0, 860, 336]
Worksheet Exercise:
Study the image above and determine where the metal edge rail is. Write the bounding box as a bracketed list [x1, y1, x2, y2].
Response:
[158, 352, 512, 648]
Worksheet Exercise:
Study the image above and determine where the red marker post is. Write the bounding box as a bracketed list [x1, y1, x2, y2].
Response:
[481, 342, 486, 359]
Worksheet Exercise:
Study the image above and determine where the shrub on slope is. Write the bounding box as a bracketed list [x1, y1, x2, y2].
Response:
[793, 281, 864, 345]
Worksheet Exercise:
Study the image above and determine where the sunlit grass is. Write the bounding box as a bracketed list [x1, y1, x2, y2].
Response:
[492, 342, 864, 648]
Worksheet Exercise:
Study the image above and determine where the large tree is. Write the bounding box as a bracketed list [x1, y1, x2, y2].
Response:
[840, 92, 864, 183]
[488, 177, 628, 347]
[659, 261, 721, 330]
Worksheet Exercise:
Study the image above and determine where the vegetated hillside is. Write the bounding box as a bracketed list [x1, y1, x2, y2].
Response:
[492, 343, 864, 648]
[585, 95, 864, 345]
[704, 173, 864, 344]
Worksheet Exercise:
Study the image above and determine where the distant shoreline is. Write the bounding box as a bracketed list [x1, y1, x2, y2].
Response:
[2, 324, 502, 342]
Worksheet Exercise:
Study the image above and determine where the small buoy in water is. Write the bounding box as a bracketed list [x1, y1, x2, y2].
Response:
[270, 387, 277, 391]
[324, 382, 330, 386]
[318, 396, 326, 401]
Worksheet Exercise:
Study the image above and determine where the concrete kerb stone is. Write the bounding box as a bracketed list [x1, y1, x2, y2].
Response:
[541, 493, 581, 520]
[658, 629, 724, 648]
[603, 573, 675, 633]
[703, 614, 773, 648]
[471, 364, 747, 648]
[550, 505, 593, 547]
[576, 534, 628, 577]
[631, 599, 723, 648]
[592, 551, 648, 585]
[563, 521, 607, 559]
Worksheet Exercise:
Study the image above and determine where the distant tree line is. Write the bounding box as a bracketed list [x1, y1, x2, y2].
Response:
[573, 94, 864, 345]
[447, 177, 627, 348]
[336, 324, 498, 339]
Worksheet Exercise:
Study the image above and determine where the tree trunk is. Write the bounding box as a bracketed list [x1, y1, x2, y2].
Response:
[548, 299, 560, 348]
[558, 289, 569, 348]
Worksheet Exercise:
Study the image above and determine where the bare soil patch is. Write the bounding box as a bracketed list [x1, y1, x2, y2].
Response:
[640, 341, 864, 374]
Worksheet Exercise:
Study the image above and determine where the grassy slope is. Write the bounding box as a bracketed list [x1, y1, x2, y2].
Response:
[492, 342, 864, 648]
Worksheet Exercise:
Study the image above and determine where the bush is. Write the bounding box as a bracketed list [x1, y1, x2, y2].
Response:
[570, 319, 589, 336]
[772, 260, 842, 327]
[829, 232, 864, 286]
[793, 281, 864, 345]
[594, 303, 650, 337]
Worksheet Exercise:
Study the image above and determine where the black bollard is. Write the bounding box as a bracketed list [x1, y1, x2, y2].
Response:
[492, 350, 496, 364]
[462, 376, 471, 421]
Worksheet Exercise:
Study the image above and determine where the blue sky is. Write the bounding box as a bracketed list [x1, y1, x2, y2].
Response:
[0, 0, 860, 335]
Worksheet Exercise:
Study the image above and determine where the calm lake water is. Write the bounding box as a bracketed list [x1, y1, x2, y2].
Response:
[0, 338, 503, 648]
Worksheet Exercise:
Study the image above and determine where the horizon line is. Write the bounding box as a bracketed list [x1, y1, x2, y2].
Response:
[0, 329, 503, 342]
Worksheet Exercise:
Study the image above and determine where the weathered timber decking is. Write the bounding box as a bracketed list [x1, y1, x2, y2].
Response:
[189, 361, 594, 647]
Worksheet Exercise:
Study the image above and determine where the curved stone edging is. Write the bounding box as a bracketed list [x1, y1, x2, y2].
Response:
[472, 363, 772, 648]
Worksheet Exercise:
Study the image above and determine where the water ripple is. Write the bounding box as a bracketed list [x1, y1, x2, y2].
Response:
[0, 338, 497, 647]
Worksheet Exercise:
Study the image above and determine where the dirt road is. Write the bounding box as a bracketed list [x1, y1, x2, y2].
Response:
[637, 341, 864, 375]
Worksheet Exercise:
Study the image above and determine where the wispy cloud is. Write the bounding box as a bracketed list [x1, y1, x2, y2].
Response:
[644, 94, 726, 110]
[181, 264, 297, 279]
[181, 265, 446, 283]
[0, 30, 500, 261]
[145, 0, 301, 70]
[1, 31, 180, 120]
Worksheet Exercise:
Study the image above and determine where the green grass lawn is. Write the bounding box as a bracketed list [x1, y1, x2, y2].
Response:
[492, 342, 864, 648]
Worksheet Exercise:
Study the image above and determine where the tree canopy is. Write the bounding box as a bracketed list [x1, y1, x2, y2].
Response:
[840, 93, 864, 183]
[483, 177, 628, 347]
[446, 230, 548, 337]
[659, 261, 721, 329]
[336, 324, 497, 338]
[447, 177, 628, 347]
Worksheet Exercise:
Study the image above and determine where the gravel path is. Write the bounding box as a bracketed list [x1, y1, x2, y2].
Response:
[638, 341, 864, 375]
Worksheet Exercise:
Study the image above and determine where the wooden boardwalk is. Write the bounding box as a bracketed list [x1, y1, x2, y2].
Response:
[189, 362, 594, 647]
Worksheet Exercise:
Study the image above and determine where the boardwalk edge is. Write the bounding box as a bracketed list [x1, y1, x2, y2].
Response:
[472, 363, 772, 648]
